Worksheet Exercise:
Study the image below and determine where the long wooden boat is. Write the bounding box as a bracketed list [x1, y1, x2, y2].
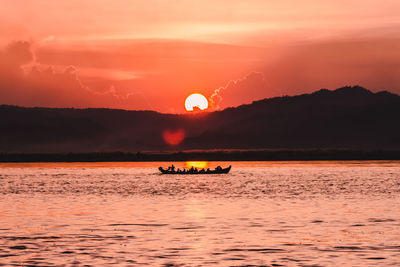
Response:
[159, 165, 231, 174]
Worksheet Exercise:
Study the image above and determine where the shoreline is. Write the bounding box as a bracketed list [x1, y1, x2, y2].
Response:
[1, 149, 400, 162]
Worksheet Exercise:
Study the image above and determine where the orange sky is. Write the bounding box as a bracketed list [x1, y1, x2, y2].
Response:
[1, 0, 400, 112]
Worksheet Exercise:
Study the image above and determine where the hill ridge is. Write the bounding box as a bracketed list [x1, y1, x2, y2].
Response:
[1, 86, 399, 152]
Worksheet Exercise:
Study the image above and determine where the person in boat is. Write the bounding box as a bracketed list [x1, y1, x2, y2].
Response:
[216, 166, 222, 171]
[171, 165, 175, 172]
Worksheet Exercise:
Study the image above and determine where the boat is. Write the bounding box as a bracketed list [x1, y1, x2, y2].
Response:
[159, 165, 231, 174]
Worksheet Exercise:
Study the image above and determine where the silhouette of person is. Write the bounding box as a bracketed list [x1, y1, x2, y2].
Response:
[171, 165, 175, 171]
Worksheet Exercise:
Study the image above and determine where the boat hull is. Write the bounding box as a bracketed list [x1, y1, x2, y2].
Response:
[159, 166, 231, 174]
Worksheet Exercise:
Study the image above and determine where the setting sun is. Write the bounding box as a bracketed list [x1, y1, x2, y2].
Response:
[185, 93, 208, 111]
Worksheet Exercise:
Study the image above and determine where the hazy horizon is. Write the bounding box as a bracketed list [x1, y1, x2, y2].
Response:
[0, 85, 398, 114]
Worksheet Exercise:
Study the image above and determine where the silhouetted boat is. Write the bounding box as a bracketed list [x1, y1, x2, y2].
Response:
[159, 166, 231, 174]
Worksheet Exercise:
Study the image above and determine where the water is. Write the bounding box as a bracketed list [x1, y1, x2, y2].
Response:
[0, 161, 399, 266]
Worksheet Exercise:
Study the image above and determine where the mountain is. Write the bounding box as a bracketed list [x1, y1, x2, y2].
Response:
[1, 86, 400, 152]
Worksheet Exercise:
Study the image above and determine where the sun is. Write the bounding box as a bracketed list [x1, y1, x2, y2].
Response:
[185, 93, 208, 111]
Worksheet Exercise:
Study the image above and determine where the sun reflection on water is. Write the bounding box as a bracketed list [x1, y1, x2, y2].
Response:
[185, 161, 209, 169]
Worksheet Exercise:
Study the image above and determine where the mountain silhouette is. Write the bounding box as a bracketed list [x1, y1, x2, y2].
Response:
[1, 86, 399, 152]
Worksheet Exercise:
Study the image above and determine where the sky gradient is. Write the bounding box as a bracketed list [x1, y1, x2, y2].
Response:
[1, 0, 400, 112]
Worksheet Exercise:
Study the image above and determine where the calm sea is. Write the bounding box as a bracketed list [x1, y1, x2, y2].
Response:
[0, 161, 399, 266]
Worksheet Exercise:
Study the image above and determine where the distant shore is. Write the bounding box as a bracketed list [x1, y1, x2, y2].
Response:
[1, 149, 400, 162]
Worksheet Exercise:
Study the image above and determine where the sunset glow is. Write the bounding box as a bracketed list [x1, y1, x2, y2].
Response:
[1, 1, 400, 113]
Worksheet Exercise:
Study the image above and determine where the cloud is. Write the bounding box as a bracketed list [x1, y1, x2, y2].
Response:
[0, 41, 34, 78]
[3, 35, 400, 113]
[0, 40, 152, 109]
[210, 36, 400, 111]
[0, 41, 91, 107]
[210, 72, 269, 109]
